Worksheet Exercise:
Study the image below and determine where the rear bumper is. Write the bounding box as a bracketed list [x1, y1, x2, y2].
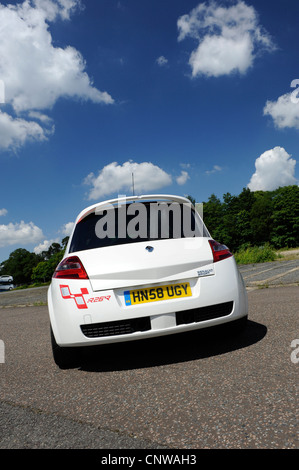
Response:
[48, 257, 248, 347]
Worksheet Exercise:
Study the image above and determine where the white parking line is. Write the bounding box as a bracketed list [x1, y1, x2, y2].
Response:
[253, 267, 299, 285]
[243, 265, 282, 280]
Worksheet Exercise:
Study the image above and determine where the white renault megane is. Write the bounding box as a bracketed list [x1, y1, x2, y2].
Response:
[48, 195, 248, 368]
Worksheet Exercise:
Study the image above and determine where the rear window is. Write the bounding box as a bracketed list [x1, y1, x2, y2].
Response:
[69, 202, 209, 253]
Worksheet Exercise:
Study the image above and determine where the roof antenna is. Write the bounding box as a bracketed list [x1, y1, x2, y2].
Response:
[132, 172, 135, 197]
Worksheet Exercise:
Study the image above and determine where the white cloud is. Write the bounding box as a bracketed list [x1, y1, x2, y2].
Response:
[263, 91, 299, 130]
[84, 161, 172, 200]
[33, 0, 81, 21]
[180, 163, 191, 169]
[0, 111, 48, 151]
[0, 0, 113, 151]
[247, 147, 298, 191]
[33, 237, 60, 254]
[156, 56, 168, 66]
[33, 221, 74, 254]
[206, 165, 222, 175]
[27, 111, 54, 124]
[0, 209, 8, 217]
[177, 1, 275, 78]
[60, 221, 75, 236]
[176, 170, 190, 185]
[34, 221, 75, 254]
[0, 221, 44, 248]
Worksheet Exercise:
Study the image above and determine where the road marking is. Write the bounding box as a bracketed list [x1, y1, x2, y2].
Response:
[243, 265, 283, 279]
[251, 267, 299, 285]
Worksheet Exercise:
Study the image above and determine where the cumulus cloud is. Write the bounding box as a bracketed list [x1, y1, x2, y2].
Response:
[0, 220, 44, 248]
[176, 170, 190, 185]
[33, 0, 81, 21]
[263, 83, 299, 129]
[177, 0, 275, 78]
[33, 237, 60, 254]
[28, 111, 54, 124]
[180, 163, 191, 169]
[0, 111, 48, 151]
[247, 147, 298, 191]
[156, 56, 168, 66]
[60, 221, 75, 236]
[34, 221, 75, 253]
[206, 165, 222, 175]
[84, 161, 173, 200]
[0, 208, 8, 217]
[0, 0, 113, 151]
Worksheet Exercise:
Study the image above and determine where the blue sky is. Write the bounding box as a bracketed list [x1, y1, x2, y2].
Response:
[0, 0, 298, 262]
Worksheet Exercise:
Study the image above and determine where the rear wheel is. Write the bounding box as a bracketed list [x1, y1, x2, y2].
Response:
[50, 326, 79, 369]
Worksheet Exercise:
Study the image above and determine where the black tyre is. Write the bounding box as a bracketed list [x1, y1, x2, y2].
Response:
[50, 326, 79, 369]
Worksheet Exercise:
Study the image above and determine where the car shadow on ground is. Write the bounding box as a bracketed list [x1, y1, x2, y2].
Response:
[77, 320, 267, 373]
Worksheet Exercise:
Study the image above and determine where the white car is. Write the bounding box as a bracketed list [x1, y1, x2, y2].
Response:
[48, 195, 248, 368]
[0, 275, 14, 291]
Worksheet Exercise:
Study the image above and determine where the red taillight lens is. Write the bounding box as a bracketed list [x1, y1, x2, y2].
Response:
[208, 239, 233, 263]
[53, 256, 89, 279]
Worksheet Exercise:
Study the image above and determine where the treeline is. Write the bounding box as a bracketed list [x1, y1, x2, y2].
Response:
[0, 238, 69, 286]
[199, 185, 299, 252]
[0, 185, 298, 285]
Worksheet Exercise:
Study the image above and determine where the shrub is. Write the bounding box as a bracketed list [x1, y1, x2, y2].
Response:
[234, 243, 277, 264]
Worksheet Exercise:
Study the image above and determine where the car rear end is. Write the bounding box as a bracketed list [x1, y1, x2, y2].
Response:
[48, 195, 248, 355]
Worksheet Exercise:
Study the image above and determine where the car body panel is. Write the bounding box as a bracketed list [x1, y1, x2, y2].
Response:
[48, 194, 248, 350]
[75, 237, 213, 291]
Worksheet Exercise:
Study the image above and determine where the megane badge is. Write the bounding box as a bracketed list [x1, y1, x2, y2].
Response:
[146, 246, 154, 252]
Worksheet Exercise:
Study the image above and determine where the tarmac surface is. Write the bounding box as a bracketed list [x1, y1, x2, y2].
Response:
[0, 259, 298, 450]
[238, 258, 299, 290]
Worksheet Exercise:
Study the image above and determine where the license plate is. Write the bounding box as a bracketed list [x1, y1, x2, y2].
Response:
[124, 282, 192, 306]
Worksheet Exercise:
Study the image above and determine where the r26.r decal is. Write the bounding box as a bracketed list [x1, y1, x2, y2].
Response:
[87, 295, 111, 303]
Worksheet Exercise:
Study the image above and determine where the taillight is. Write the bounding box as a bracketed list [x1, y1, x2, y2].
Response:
[53, 256, 89, 279]
[208, 239, 233, 263]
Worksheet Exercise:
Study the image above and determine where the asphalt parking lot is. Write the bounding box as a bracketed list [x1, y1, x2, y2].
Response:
[238, 258, 299, 290]
[0, 260, 298, 449]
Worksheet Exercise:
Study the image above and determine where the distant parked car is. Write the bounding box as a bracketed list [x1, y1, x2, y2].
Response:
[48, 194, 248, 368]
[0, 275, 14, 291]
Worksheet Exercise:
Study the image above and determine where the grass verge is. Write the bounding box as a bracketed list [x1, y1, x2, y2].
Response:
[234, 244, 278, 264]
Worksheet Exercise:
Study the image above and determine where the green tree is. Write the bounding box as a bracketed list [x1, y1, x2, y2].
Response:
[222, 188, 255, 250]
[61, 236, 69, 250]
[270, 185, 299, 248]
[235, 209, 252, 247]
[41, 242, 62, 260]
[202, 194, 226, 242]
[0, 248, 41, 285]
[31, 251, 63, 283]
[250, 191, 273, 245]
